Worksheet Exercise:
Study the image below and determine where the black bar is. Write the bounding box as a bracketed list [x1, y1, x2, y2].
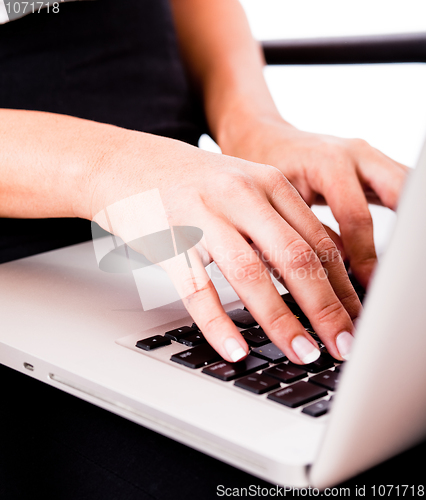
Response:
[262, 32, 426, 65]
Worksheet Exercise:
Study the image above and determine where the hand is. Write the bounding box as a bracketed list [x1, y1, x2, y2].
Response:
[219, 116, 409, 288]
[87, 130, 361, 364]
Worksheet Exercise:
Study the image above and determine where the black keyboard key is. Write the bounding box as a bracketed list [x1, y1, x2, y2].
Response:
[240, 327, 270, 347]
[251, 343, 286, 363]
[202, 355, 268, 381]
[281, 294, 306, 317]
[179, 332, 207, 347]
[306, 328, 320, 340]
[164, 326, 197, 342]
[348, 272, 366, 303]
[267, 381, 327, 408]
[302, 399, 331, 417]
[281, 293, 298, 310]
[293, 352, 335, 373]
[227, 309, 257, 328]
[234, 373, 280, 394]
[136, 335, 171, 351]
[171, 344, 221, 369]
[281, 292, 295, 302]
[295, 314, 312, 329]
[334, 363, 344, 373]
[281, 296, 310, 328]
[309, 370, 340, 391]
[263, 363, 307, 383]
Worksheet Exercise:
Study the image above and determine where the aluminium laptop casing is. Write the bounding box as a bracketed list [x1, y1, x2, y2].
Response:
[0, 140, 426, 487]
[310, 137, 426, 487]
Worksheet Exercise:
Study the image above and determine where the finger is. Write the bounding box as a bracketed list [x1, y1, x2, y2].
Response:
[200, 213, 322, 365]
[351, 141, 410, 210]
[161, 242, 249, 363]
[321, 168, 376, 289]
[230, 190, 355, 361]
[260, 170, 361, 320]
[322, 224, 347, 263]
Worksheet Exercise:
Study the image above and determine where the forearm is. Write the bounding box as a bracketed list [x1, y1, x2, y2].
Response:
[170, 0, 288, 151]
[0, 109, 128, 220]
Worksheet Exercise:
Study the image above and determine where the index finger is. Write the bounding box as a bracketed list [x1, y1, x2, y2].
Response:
[162, 241, 249, 363]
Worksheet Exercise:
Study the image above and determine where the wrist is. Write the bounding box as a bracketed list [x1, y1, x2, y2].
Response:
[215, 103, 293, 160]
[74, 125, 137, 222]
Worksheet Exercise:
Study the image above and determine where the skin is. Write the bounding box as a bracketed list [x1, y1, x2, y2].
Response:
[0, 0, 408, 364]
[169, 0, 409, 288]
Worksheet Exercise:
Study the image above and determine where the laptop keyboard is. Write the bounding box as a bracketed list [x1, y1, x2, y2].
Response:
[135, 275, 364, 419]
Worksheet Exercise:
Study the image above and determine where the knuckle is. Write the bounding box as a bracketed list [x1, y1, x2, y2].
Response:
[339, 289, 362, 313]
[353, 254, 377, 267]
[315, 300, 345, 325]
[345, 207, 373, 230]
[266, 166, 288, 185]
[267, 308, 296, 333]
[233, 259, 264, 286]
[319, 141, 348, 163]
[350, 137, 370, 150]
[202, 313, 231, 336]
[179, 275, 210, 301]
[268, 169, 293, 198]
[315, 235, 340, 265]
[285, 240, 318, 272]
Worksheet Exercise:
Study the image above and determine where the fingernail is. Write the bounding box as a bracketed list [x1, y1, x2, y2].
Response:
[224, 338, 247, 362]
[336, 331, 354, 360]
[291, 336, 321, 364]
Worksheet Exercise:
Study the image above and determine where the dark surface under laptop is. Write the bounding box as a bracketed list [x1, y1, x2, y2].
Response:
[1, 362, 424, 499]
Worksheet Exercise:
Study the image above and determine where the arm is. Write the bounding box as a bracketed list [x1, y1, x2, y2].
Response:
[0, 109, 99, 219]
[170, 0, 409, 288]
[0, 108, 359, 363]
[169, 0, 278, 147]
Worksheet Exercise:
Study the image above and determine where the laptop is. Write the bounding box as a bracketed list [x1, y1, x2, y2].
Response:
[1, 137, 426, 489]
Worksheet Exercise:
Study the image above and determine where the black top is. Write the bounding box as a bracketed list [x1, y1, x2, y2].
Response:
[0, 0, 206, 262]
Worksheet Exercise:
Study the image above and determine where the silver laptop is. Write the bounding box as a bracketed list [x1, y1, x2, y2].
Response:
[1, 137, 426, 489]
